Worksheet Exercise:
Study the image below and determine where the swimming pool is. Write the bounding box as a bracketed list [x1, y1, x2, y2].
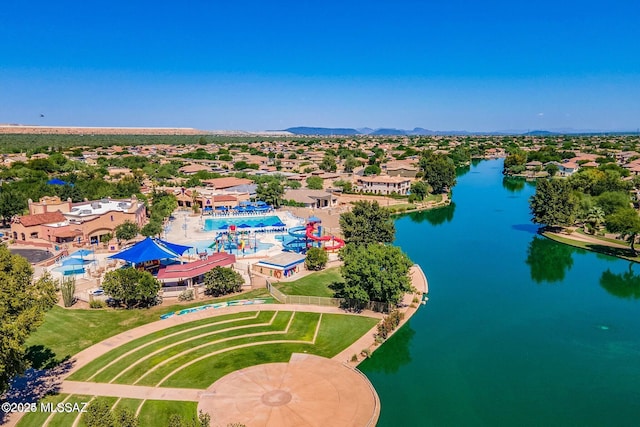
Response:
[192, 238, 274, 254]
[203, 215, 284, 231]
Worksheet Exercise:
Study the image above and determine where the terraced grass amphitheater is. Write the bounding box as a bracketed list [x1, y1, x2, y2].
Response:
[16, 307, 381, 427]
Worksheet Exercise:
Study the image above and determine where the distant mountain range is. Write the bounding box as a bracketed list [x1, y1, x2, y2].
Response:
[280, 126, 638, 136]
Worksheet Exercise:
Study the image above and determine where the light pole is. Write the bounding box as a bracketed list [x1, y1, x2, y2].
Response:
[183, 213, 188, 238]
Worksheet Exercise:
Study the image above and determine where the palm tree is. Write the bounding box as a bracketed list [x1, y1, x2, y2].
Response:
[191, 189, 200, 214]
[586, 206, 605, 233]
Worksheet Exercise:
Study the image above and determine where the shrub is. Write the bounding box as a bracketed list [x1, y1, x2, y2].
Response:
[178, 289, 194, 301]
[350, 354, 358, 363]
[204, 267, 244, 297]
[305, 247, 328, 271]
[89, 300, 106, 309]
[361, 348, 371, 358]
[376, 309, 405, 340]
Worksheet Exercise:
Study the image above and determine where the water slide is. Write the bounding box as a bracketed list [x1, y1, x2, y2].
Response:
[305, 222, 345, 251]
[288, 226, 307, 239]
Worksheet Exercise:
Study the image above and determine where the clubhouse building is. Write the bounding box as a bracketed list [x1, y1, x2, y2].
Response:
[11, 195, 146, 247]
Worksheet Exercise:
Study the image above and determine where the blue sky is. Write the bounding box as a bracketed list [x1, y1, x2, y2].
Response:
[1, 0, 639, 131]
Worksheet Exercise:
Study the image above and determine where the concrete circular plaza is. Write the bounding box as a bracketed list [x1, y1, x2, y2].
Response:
[198, 353, 379, 427]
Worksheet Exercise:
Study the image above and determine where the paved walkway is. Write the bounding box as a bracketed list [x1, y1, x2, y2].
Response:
[60, 381, 202, 401]
[199, 354, 379, 427]
[546, 230, 630, 249]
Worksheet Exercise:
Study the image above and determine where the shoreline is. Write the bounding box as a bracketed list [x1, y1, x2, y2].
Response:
[542, 230, 640, 263]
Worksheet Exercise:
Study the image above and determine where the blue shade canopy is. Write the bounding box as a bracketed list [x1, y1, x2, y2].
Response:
[218, 224, 229, 230]
[156, 238, 192, 255]
[108, 237, 180, 264]
[62, 257, 89, 266]
[272, 221, 287, 227]
[238, 224, 251, 228]
[308, 216, 321, 223]
[47, 178, 71, 186]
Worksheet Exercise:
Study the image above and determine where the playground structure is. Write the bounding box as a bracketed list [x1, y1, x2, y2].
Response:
[211, 224, 256, 255]
[283, 218, 345, 253]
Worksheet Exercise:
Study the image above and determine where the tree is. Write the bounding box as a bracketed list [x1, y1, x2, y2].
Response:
[320, 154, 337, 172]
[339, 243, 413, 307]
[0, 188, 27, 226]
[100, 232, 113, 246]
[410, 181, 429, 201]
[203, 266, 244, 297]
[333, 179, 352, 193]
[115, 220, 140, 242]
[585, 206, 605, 232]
[256, 181, 284, 208]
[420, 153, 456, 193]
[595, 191, 630, 215]
[545, 163, 559, 177]
[0, 248, 57, 393]
[306, 176, 324, 190]
[339, 200, 395, 245]
[113, 407, 139, 427]
[113, 176, 141, 198]
[141, 220, 163, 237]
[503, 151, 527, 173]
[82, 399, 114, 427]
[191, 189, 200, 214]
[529, 178, 577, 228]
[305, 247, 328, 271]
[101, 268, 161, 308]
[363, 164, 381, 176]
[605, 208, 640, 255]
[286, 180, 301, 189]
[343, 155, 360, 173]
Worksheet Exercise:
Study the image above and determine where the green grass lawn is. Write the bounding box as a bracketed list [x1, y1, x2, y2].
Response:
[16, 393, 67, 427]
[26, 288, 272, 364]
[111, 397, 144, 414]
[46, 394, 93, 427]
[158, 313, 377, 389]
[274, 267, 342, 297]
[68, 308, 376, 390]
[137, 400, 198, 427]
[104, 311, 290, 385]
[131, 311, 297, 386]
[68, 311, 265, 381]
[424, 193, 443, 203]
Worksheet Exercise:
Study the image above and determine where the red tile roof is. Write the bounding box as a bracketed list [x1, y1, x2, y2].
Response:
[157, 253, 236, 281]
[19, 211, 67, 227]
[201, 177, 253, 189]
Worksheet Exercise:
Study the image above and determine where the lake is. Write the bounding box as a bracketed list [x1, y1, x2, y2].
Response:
[360, 159, 640, 426]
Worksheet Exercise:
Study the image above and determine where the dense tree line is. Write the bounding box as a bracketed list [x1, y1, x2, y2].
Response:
[336, 201, 413, 310]
[530, 166, 640, 254]
[0, 245, 57, 393]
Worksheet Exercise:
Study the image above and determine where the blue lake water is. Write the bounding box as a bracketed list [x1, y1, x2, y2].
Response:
[359, 159, 640, 426]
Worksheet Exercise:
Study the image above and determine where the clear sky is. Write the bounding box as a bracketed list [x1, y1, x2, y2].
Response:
[1, 0, 639, 132]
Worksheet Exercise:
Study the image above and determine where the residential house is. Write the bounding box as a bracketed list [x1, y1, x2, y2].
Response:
[355, 175, 411, 195]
